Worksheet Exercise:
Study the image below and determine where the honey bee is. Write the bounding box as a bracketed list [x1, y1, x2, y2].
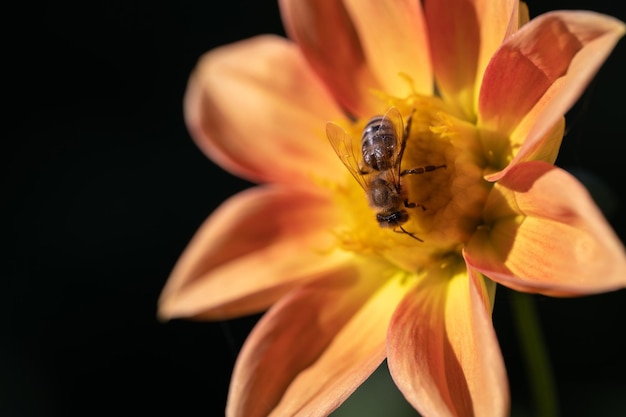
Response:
[326, 107, 446, 241]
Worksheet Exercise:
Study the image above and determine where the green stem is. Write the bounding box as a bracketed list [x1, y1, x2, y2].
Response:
[508, 290, 559, 417]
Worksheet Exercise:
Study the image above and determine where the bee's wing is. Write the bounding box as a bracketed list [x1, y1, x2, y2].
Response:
[382, 106, 404, 155]
[381, 106, 406, 182]
[326, 121, 369, 190]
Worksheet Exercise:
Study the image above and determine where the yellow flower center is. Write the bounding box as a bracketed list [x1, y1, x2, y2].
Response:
[328, 93, 492, 273]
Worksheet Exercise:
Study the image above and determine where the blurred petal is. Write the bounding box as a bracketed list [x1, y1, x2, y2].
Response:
[279, 0, 380, 116]
[227, 262, 408, 417]
[388, 265, 508, 417]
[425, 0, 518, 118]
[343, 0, 432, 97]
[518, 2, 529, 27]
[185, 35, 346, 185]
[466, 161, 626, 296]
[479, 11, 625, 178]
[158, 186, 346, 320]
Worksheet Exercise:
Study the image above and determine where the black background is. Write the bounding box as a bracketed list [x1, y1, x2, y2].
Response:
[3, 1, 625, 416]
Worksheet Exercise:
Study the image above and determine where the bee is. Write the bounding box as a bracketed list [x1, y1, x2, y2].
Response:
[326, 107, 446, 241]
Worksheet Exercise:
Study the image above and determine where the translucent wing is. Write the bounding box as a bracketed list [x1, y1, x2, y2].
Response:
[326, 121, 369, 190]
[381, 106, 404, 151]
[380, 106, 406, 185]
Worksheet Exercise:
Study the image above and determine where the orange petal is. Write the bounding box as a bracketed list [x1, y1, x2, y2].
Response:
[425, 0, 519, 118]
[158, 186, 346, 320]
[488, 11, 625, 181]
[342, 0, 433, 97]
[226, 262, 408, 417]
[387, 264, 508, 417]
[185, 35, 346, 186]
[279, 0, 380, 116]
[465, 161, 626, 296]
[479, 11, 625, 179]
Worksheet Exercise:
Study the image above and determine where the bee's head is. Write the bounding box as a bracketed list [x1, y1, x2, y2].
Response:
[376, 210, 409, 227]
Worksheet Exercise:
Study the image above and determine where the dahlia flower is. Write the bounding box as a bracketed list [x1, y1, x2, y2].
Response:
[159, 1, 626, 416]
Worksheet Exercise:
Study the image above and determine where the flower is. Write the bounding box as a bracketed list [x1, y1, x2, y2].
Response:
[158, 1, 626, 416]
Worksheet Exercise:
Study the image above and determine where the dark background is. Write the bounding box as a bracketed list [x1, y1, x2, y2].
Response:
[2, 1, 625, 416]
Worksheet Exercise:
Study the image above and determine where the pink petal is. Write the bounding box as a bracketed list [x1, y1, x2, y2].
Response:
[342, 0, 433, 97]
[279, 0, 381, 116]
[465, 161, 626, 296]
[158, 186, 346, 320]
[227, 262, 408, 417]
[184, 35, 346, 185]
[479, 11, 625, 180]
[387, 265, 508, 417]
[425, 0, 519, 118]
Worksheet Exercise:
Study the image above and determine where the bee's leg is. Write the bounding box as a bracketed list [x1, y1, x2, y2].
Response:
[358, 164, 372, 175]
[404, 199, 426, 211]
[395, 108, 418, 171]
[403, 108, 416, 141]
[401, 164, 446, 176]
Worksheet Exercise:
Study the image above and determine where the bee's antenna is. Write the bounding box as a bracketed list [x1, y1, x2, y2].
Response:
[397, 226, 423, 242]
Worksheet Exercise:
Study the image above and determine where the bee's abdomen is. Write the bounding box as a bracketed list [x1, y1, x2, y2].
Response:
[361, 116, 397, 171]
